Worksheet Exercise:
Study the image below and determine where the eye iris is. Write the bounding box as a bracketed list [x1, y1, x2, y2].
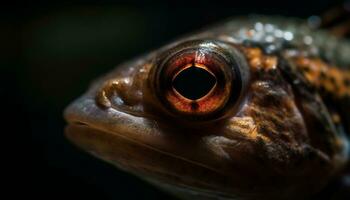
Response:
[153, 41, 246, 120]
[172, 65, 217, 100]
[157, 50, 233, 117]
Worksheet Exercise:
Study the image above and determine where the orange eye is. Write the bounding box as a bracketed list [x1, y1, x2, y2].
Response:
[152, 40, 246, 120]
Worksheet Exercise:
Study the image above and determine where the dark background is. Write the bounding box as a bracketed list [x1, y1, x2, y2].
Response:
[3, 0, 348, 199]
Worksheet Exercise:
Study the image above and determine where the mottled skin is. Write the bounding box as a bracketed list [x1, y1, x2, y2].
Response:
[64, 17, 350, 199]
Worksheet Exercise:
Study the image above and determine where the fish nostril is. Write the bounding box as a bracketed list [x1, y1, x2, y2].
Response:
[72, 121, 90, 127]
[172, 65, 217, 100]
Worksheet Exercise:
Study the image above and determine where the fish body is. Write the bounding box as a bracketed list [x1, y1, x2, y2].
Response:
[64, 16, 350, 199]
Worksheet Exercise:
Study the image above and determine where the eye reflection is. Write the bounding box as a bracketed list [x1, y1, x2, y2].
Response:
[172, 64, 217, 100]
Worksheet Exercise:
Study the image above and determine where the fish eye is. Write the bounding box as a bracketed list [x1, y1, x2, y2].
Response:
[151, 40, 247, 120]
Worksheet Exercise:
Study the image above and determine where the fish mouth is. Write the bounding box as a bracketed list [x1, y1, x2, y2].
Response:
[65, 123, 236, 198]
[64, 95, 244, 196]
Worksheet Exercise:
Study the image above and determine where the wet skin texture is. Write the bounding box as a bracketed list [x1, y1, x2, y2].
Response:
[64, 17, 350, 200]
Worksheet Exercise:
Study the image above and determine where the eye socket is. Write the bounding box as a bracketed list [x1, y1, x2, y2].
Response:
[151, 40, 247, 120]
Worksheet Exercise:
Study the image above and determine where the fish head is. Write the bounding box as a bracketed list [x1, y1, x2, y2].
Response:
[64, 36, 348, 199]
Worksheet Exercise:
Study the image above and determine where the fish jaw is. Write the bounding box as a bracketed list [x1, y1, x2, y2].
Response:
[64, 94, 255, 199]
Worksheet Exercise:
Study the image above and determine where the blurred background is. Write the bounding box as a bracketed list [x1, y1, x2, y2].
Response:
[3, 0, 348, 199]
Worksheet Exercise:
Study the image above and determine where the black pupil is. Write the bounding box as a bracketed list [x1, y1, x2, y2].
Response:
[172, 66, 216, 100]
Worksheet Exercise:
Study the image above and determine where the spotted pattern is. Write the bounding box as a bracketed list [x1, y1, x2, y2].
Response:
[291, 57, 350, 98]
